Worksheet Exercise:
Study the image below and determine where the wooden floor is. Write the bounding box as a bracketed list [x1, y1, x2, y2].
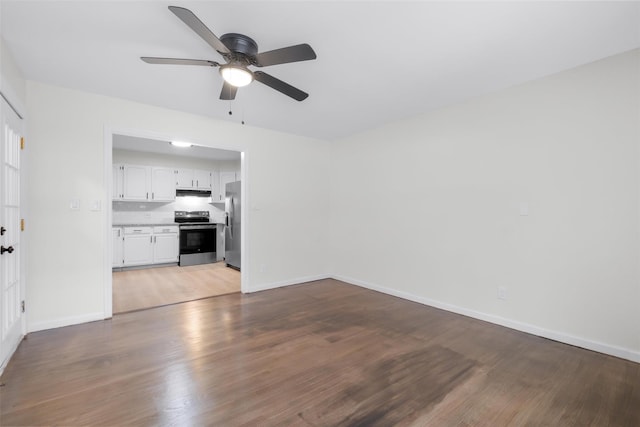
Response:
[112, 261, 240, 313]
[1, 279, 639, 426]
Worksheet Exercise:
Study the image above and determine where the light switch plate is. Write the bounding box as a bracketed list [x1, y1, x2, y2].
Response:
[90, 200, 102, 211]
[70, 199, 80, 210]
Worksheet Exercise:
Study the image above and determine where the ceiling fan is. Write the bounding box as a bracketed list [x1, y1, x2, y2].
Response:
[141, 6, 317, 101]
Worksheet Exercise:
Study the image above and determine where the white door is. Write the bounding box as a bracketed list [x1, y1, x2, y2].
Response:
[0, 98, 23, 368]
[151, 167, 176, 201]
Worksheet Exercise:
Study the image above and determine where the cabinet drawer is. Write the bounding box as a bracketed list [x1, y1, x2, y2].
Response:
[153, 226, 178, 234]
[124, 226, 152, 235]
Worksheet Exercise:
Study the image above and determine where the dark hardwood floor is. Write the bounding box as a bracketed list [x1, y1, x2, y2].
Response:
[1, 279, 638, 426]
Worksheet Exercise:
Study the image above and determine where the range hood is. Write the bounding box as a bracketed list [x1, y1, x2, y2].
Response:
[176, 189, 212, 198]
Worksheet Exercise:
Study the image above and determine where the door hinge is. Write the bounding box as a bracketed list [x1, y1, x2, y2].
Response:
[21, 301, 25, 313]
[20, 137, 24, 150]
[20, 218, 25, 231]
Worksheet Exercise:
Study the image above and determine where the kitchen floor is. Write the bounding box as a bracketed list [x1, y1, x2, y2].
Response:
[112, 262, 240, 313]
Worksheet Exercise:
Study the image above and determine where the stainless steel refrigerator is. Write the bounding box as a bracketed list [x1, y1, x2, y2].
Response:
[224, 181, 241, 271]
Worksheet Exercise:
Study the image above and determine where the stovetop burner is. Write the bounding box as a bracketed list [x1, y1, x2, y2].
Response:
[174, 210, 210, 223]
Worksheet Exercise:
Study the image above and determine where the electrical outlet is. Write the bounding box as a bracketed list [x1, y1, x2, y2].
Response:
[497, 286, 508, 300]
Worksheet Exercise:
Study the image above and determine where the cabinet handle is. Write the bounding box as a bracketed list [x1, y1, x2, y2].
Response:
[146, 192, 149, 199]
[150, 236, 152, 243]
[192, 180, 194, 187]
[152, 192, 155, 200]
[197, 180, 199, 187]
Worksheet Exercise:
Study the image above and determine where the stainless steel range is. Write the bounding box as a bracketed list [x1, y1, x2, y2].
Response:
[175, 211, 217, 266]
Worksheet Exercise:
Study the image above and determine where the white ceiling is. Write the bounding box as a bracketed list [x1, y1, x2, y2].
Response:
[113, 134, 241, 160]
[1, 1, 639, 141]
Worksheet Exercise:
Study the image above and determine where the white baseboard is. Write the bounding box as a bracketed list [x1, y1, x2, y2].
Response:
[27, 312, 105, 333]
[333, 274, 640, 364]
[247, 274, 331, 293]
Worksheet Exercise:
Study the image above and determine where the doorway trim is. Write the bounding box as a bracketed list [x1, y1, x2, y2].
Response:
[102, 126, 248, 319]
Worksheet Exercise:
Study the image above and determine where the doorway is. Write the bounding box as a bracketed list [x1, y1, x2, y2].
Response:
[104, 130, 245, 316]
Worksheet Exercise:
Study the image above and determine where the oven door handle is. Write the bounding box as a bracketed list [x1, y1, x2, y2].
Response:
[179, 225, 217, 230]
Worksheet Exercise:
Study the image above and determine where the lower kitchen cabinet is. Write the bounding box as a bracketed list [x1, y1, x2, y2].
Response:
[123, 227, 153, 266]
[119, 225, 179, 268]
[112, 227, 123, 267]
[152, 226, 179, 264]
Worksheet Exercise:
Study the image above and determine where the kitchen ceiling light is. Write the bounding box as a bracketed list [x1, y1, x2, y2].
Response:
[220, 65, 253, 87]
[170, 141, 192, 148]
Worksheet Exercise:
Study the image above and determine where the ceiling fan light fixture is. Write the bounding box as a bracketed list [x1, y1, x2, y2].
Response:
[170, 141, 192, 148]
[220, 65, 253, 87]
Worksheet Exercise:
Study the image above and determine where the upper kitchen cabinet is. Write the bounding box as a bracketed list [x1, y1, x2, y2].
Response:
[151, 167, 176, 201]
[215, 170, 239, 203]
[116, 164, 175, 202]
[123, 164, 149, 201]
[175, 168, 193, 189]
[113, 164, 124, 200]
[176, 168, 212, 190]
[194, 170, 212, 190]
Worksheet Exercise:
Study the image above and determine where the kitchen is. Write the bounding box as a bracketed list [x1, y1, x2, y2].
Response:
[111, 134, 241, 313]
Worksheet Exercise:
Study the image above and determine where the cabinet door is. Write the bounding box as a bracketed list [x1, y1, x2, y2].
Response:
[123, 234, 153, 266]
[176, 168, 194, 189]
[151, 167, 176, 201]
[112, 165, 124, 200]
[218, 171, 237, 202]
[194, 169, 212, 190]
[123, 165, 149, 201]
[112, 228, 123, 267]
[153, 233, 179, 264]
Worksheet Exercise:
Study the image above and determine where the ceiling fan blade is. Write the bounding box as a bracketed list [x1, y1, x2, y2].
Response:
[219, 81, 238, 100]
[141, 57, 219, 67]
[254, 44, 317, 67]
[253, 71, 309, 101]
[168, 6, 231, 55]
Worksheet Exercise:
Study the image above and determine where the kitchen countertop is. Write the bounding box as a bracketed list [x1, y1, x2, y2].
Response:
[113, 222, 224, 227]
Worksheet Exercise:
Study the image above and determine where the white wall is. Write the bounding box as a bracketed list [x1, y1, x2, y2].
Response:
[25, 81, 331, 331]
[331, 49, 640, 361]
[0, 36, 26, 109]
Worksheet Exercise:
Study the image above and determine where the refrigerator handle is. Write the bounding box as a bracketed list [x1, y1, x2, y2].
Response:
[225, 212, 229, 227]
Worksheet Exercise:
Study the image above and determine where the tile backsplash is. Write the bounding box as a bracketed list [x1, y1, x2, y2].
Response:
[113, 197, 225, 224]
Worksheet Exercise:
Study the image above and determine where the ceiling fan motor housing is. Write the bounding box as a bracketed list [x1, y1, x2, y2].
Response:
[220, 33, 258, 60]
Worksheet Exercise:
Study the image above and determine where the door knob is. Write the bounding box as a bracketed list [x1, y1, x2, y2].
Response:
[1, 246, 14, 255]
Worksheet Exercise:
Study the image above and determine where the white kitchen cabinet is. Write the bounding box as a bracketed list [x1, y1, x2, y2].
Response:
[151, 167, 175, 201]
[216, 171, 237, 202]
[152, 226, 179, 264]
[123, 165, 150, 201]
[123, 227, 153, 266]
[176, 168, 212, 190]
[113, 165, 124, 200]
[194, 169, 212, 190]
[112, 227, 123, 268]
[175, 168, 193, 189]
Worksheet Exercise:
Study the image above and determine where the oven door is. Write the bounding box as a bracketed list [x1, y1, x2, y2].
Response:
[179, 225, 216, 255]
